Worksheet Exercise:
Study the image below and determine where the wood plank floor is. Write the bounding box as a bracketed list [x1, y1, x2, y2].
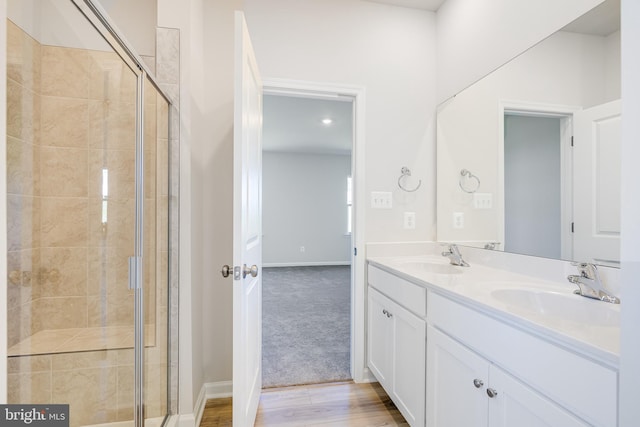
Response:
[199, 381, 410, 427]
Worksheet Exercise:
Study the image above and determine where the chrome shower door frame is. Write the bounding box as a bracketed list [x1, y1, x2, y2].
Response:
[70, 2, 173, 427]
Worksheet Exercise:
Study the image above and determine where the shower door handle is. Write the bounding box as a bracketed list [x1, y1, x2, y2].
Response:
[128, 256, 142, 290]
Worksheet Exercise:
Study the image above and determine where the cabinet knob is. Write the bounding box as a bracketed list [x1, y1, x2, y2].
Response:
[486, 388, 498, 398]
[473, 379, 484, 388]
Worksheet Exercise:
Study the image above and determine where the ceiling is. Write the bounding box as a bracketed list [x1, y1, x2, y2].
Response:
[263, 95, 353, 155]
[364, 0, 446, 11]
[562, 0, 620, 36]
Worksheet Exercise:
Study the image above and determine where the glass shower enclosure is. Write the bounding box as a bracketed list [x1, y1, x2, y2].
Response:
[5, 1, 172, 426]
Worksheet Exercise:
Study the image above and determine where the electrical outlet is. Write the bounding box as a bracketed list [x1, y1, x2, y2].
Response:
[404, 212, 416, 229]
[299, 246, 305, 253]
[453, 212, 464, 229]
[371, 192, 393, 209]
[473, 193, 493, 209]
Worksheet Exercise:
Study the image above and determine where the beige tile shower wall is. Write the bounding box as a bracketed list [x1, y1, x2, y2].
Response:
[38, 43, 139, 332]
[8, 350, 142, 426]
[6, 20, 42, 348]
[7, 20, 165, 344]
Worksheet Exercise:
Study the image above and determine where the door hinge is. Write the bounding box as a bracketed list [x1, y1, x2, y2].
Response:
[571, 222, 574, 233]
[571, 136, 574, 147]
[354, 247, 358, 256]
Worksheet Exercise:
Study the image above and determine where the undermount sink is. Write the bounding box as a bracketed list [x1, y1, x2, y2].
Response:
[491, 288, 619, 327]
[396, 260, 463, 275]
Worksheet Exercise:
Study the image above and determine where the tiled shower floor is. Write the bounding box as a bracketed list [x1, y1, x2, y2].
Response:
[7, 325, 156, 356]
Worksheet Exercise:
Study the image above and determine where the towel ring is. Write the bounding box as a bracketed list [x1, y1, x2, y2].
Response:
[398, 167, 421, 192]
[459, 169, 480, 193]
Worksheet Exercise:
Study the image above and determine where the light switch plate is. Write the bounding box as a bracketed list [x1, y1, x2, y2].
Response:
[473, 193, 493, 209]
[371, 191, 392, 209]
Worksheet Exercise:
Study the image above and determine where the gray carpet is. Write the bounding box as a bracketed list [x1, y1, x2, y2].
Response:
[262, 265, 351, 388]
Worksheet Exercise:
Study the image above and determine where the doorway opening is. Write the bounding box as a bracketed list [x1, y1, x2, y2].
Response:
[261, 92, 355, 388]
[504, 114, 564, 258]
[500, 103, 575, 261]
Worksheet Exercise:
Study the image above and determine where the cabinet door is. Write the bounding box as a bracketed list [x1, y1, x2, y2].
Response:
[391, 300, 426, 427]
[368, 288, 393, 386]
[427, 325, 488, 427]
[488, 366, 590, 427]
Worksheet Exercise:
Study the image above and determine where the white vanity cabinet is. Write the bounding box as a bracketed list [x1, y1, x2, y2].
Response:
[367, 266, 426, 427]
[427, 291, 617, 427]
[427, 325, 590, 427]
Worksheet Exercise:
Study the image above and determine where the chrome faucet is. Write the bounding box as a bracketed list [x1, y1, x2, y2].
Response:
[567, 262, 620, 304]
[442, 244, 469, 267]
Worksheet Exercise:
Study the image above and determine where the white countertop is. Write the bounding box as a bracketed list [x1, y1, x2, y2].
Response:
[368, 254, 620, 368]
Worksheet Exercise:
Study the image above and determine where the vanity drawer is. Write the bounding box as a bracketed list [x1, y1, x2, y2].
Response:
[368, 264, 426, 318]
[428, 291, 617, 427]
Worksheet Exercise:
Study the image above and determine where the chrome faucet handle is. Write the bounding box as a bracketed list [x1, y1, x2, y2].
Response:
[441, 243, 458, 257]
[568, 262, 620, 304]
[441, 244, 470, 267]
[570, 261, 597, 279]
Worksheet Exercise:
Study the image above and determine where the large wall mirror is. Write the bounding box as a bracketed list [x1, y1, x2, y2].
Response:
[436, 0, 620, 267]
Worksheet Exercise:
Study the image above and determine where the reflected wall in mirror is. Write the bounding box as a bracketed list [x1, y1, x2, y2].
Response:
[436, 0, 620, 266]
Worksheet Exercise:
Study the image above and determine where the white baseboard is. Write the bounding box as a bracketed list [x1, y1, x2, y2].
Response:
[185, 381, 232, 427]
[192, 385, 207, 427]
[205, 380, 233, 398]
[177, 413, 196, 427]
[263, 261, 351, 267]
[358, 367, 378, 384]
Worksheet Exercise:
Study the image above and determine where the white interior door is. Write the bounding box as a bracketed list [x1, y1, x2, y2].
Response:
[233, 11, 263, 427]
[573, 100, 621, 265]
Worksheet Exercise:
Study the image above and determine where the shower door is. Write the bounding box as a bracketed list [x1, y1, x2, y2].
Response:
[5, 1, 171, 426]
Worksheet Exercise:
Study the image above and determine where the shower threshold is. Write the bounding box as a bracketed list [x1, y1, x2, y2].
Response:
[7, 324, 156, 357]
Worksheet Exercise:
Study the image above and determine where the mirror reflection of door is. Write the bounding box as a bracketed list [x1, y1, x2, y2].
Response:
[504, 101, 621, 265]
[504, 114, 563, 259]
[572, 100, 622, 266]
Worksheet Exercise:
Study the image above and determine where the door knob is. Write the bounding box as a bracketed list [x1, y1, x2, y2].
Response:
[473, 379, 484, 389]
[486, 388, 498, 398]
[221, 265, 232, 278]
[243, 264, 259, 278]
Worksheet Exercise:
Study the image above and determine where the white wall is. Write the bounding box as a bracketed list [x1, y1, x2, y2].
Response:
[94, 0, 157, 57]
[244, 0, 438, 244]
[436, 0, 604, 102]
[7, 0, 110, 51]
[7, 0, 156, 66]
[618, 1, 640, 424]
[437, 30, 618, 245]
[605, 30, 621, 100]
[263, 152, 351, 266]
